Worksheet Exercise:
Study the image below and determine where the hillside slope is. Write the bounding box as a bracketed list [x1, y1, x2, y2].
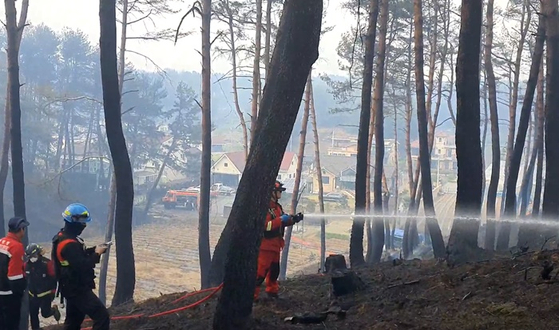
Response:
[46, 249, 559, 330]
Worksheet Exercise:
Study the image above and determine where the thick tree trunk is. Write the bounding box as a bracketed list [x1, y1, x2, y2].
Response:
[4, 0, 29, 328]
[212, 2, 321, 327]
[413, 0, 445, 259]
[100, 0, 136, 306]
[350, 0, 379, 268]
[542, 0, 559, 218]
[199, 0, 213, 289]
[532, 60, 545, 218]
[280, 72, 311, 280]
[498, 16, 545, 250]
[309, 82, 326, 272]
[226, 2, 249, 159]
[369, 0, 389, 264]
[99, 0, 128, 304]
[484, 0, 499, 251]
[447, 0, 483, 262]
[250, 0, 263, 143]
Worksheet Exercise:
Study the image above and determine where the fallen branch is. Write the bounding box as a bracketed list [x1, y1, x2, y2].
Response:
[387, 280, 420, 289]
[462, 291, 472, 300]
[541, 236, 555, 251]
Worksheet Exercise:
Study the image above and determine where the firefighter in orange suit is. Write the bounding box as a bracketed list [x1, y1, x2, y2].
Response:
[254, 180, 303, 299]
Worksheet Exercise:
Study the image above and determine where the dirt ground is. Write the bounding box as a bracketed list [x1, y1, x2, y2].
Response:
[45, 248, 559, 330]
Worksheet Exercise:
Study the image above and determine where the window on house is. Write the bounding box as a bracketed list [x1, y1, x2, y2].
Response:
[322, 176, 330, 184]
[278, 174, 282, 180]
[224, 162, 228, 167]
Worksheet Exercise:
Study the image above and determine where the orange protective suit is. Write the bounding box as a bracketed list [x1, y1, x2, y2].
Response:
[254, 200, 293, 299]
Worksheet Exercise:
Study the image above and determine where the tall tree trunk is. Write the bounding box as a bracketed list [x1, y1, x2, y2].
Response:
[484, 0, 499, 251]
[447, 0, 483, 262]
[350, 0, 379, 268]
[403, 20, 415, 259]
[250, 0, 263, 143]
[365, 108, 375, 263]
[212, 2, 321, 327]
[542, 0, 559, 218]
[0, 98, 11, 238]
[309, 81, 326, 272]
[99, 0, 129, 304]
[425, 0, 438, 131]
[264, 0, 273, 80]
[199, 0, 213, 289]
[499, 16, 545, 250]
[369, 0, 389, 264]
[280, 72, 311, 280]
[393, 100, 399, 217]
[532, 59, 545, 217]
[4, 0, 29, 328]
[501, 0, 531, 216]
[413, 0, 445, 259]
[99, 0, 136, 306]
[481, 75, 488, 197]
[226, 1, 249, 159]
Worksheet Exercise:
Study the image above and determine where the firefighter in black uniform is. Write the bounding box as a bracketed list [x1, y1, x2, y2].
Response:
[52, 203, 109, 330]
[25, 243, 61, 330]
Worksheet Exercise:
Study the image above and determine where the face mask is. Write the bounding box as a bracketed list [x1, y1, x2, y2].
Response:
[29, 257, 38, 263]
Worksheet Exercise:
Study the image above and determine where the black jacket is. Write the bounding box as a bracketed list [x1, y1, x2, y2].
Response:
[52, 230, 100, 297]
[25, 256, 57, 297]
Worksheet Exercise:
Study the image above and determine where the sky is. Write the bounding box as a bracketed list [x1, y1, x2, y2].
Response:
[0, 0, 353, 76]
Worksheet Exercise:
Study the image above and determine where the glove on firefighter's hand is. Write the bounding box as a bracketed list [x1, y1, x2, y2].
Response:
[292, 213, 304, 223]
[280, 214, 291, 224]
[95, 245, 108, 255]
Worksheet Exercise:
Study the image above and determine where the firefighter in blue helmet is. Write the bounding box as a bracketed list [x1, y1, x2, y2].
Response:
[51, 203, 110, 330]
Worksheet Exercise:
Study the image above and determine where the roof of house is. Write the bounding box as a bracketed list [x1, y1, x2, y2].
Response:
[213, 151, 296, 173]
[318, 155, 356, 176]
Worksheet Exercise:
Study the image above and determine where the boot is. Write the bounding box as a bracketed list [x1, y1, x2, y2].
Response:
[52, 304, 61, 322]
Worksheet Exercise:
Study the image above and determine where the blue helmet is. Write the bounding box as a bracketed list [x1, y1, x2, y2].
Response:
[62, 203, 92, 223]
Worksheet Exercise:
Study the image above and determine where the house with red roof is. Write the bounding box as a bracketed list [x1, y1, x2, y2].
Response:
[210, 151, 298, 187]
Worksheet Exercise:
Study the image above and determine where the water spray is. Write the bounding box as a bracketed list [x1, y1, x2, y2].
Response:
[302, 213, 559, 229]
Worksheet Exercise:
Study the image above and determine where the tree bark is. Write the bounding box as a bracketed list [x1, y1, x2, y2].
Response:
[532, 59, 545, 218]
[100, 0, 136, 306]
[447, 0, 483, 262]
[413, 0, 445, 259]
[212, 2, 321, 327]
[250, 0, 263, 143]
[350, 0, 379, 268]
[280, 72, 311, 280]
[484, 0, 499, 251]
[369, 0, 389, 264]
[542, 0, 559, 218]
[199, 0, 213, 289]
[498, 15, 545, 250]
[309, 81, 326, 272]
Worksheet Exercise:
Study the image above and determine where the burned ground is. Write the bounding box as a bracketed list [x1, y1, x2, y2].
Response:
[45, 249, 559, 330]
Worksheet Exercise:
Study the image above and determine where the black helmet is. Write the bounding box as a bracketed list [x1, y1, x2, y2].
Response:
[273, 180, 286, 192]
[25, 243, 42, 258]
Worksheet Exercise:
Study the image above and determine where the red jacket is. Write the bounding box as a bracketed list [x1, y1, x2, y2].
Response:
[0, 233, 26, 296]
[260, 201, 293, 252]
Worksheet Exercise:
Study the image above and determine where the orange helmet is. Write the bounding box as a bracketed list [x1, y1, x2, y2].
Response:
[273, 180, 286, 192]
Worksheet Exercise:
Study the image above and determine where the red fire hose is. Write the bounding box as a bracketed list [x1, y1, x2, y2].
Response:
[80, 284, 223, 329]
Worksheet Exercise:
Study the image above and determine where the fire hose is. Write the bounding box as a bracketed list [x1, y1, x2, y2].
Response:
[80, 283, 224, 329]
